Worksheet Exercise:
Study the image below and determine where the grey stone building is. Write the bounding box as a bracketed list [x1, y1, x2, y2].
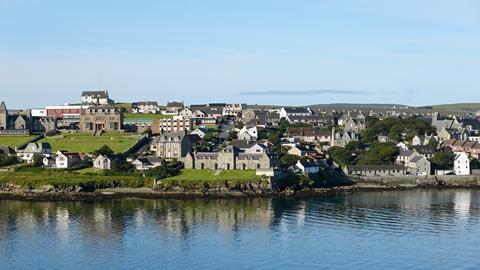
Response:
[184, 146, 271, 170]
[155, 131, 193, 160]
[79, 106, 122, 133]
[0, 101, 57, 135]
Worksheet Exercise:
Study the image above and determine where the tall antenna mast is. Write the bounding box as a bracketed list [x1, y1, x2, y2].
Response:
[98, 69, 102, 91]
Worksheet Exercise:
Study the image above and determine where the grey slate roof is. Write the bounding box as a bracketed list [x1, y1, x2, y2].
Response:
[81, 91, 109, 98]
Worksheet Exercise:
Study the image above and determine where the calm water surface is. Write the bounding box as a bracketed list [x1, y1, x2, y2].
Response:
[1, 190, 480, 269]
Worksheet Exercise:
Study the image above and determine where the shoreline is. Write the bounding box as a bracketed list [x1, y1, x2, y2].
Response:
[0, 180, 478, 202]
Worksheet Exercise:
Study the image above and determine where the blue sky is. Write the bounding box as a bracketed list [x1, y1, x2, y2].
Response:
[1, 0, 479, 108]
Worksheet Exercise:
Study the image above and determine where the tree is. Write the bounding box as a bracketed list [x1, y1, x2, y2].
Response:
[110, 157, 135, 173]
[280, 154, 300, 166]
[227, 131, 238, 141]
[345, 141, 365, 154]
[428, 137, 439, 150]
[431, 148, 455, 169]
[357, 142, 399, 165]
[32, 154, 44, 167]
[0, 154, 17, 167]
[93, 145, 114, 157]
[328, 146, 353, 167]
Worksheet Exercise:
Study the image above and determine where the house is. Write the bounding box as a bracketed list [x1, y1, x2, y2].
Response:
[190, 128, 207, 139]
[16, 142, 53, 163]
[43, 156, 55, 167]
[79, 106, 122, 133]
[343, 116, 365, 132]
[155, 131, 193, 160]
[279, 107, 312, 120]
[222, 104, 243, 117]
[287, 127, 322, 143]
[178, 107, 193, 118]
[330, 128, 359, 148]
[238, 126, 258, 141]
[230, 139, 267, 153]
[81, 90, 113, 105]
[406, 155, 431, 176]
[184, 146, 271, 170]
[55, 151, 86, 169]
[454, 152, 470, 175]
[131, 101, 159, 114]
[131, 156, 165, 171]
[242, 110, 280, 127]
[93, 154, 112, 170]
[164, 101, 184, 115]
[412, 134, 433, 146]
[295, 159, 321, 174]
[345, 165, 408, 177]
[378, 135, 390, 143]
[408, 145, 435, 159]
[287, 145, 316, 157]
[396, 149, 416, 165]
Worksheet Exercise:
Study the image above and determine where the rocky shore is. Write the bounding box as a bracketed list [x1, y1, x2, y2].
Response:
[0, 175, 479, 202]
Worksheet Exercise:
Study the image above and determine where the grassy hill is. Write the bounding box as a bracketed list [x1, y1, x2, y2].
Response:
[429, 103, 480, 114]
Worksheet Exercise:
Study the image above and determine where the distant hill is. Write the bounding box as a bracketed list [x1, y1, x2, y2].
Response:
[428, 103, 480, 113]
[308, 103, 411, 109]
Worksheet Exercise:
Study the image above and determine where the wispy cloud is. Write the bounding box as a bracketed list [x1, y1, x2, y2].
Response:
[239, 89, 387, 96]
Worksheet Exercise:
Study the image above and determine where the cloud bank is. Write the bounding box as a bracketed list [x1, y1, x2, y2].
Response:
[239, 89, 384, 96]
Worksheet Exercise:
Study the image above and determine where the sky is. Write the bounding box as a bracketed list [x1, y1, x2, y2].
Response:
[1, 0, 479, 108]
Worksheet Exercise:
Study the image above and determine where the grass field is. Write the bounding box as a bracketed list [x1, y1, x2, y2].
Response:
[0, 171, 151, 188]
[124, 113, 173, 120]
[40, 132, 140, 153]
[162, 169, 263, 183]
[0, 135, 37, 148]
[431, 103, 480, 114]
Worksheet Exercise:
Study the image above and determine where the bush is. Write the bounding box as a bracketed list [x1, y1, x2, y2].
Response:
[0, 154, 17, 167]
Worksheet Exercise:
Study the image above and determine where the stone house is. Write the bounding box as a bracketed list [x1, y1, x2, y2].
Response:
[343, 116, 365, 132]
[1, 101, 57, 135]
[81, 90, 113, 105]
[155, 131, 193, 160]
[408, 145, 435, 159]
[79, 106, 122, 133]
[184, 146, 271, 170]
[406, 155, 431, 176]
[454, 152, 470, 175]
[330, 128, 359, 148]
[242, 109, 280, 127]
[287, 145, 316, 157]
[346, 165, 408, 177]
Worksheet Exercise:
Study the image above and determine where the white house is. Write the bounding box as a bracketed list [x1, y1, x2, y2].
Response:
[81, 90, 113, 105]
[93, 154, 112, 170]
[279, 107, 312, 120]
[131, 101, 159, 114]
[190, 128, 206, 139]
[238, 126, 258, 141]
[16, 142, 53, 163]
[131, 156, 165, 171]
[55, 151, 83, 169]
[454, 152, 470, 175]
[295, 159, 320, 174]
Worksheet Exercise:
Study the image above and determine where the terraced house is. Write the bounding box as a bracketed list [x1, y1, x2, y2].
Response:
[184, 146, 272, 170]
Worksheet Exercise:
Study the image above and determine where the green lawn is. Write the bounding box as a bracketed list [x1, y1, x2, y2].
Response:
[0, 135, 37, 148]
[163, 169, 262, 183]
[124, 113, 173, 120]
[40, 132, 140, 153]
[0, 171, 151, 188]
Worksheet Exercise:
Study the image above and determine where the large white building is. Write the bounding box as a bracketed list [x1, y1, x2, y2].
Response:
[81, 90, 114, 105]
[454, 152, 470, 175]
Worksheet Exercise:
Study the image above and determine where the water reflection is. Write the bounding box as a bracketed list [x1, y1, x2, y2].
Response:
[1, 190, 480, 269]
